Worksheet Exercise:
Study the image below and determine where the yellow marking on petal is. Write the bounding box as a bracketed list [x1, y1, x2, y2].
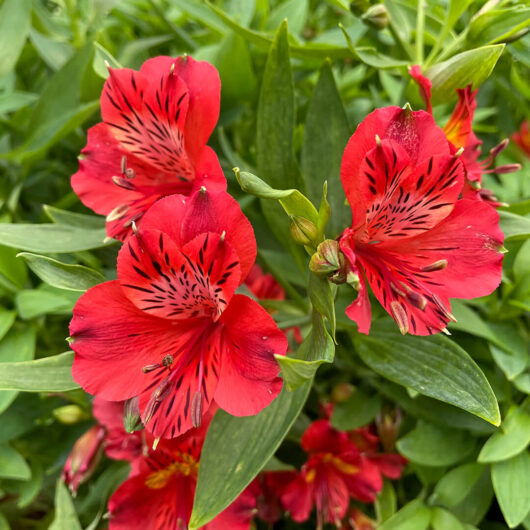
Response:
[144, 451, 199, 489]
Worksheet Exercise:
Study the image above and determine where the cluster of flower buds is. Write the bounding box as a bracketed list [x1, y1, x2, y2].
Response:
[310, 239, 359, 289]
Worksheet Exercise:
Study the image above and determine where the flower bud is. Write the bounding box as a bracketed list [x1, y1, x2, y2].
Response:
[361, 4, 389, 29]
[289, 216, 319, 246]
[62, 425, 105, 495]
[309, 240, 343, 276]
[53, 405, 88, 424]
[375, 408, 403, 452]
[123, 396, 142, 433]
[331, 383, 354, 403]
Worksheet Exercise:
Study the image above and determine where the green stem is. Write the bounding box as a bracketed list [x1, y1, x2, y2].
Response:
[415, 0, 425, 65]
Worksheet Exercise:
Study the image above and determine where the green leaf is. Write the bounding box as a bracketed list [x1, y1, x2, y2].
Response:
[235, 170, 318, 224]
[49, 480, 82, 530]
[0, 0, 32, 76]
[0, 224, 111, 253]
[479, 406, 530, 463]
[451, 467, 493, 525]
[396, 421, 475, 467]
[308, 273, 336, 339]
[189, 381, 312, 528]
[16, 287, 79, 319]
[355, 320, 500, 425]
[301, 61, 351, 237]
[492, 451, 530, 528]
[266, 0, 308, 37]
[0, 309, 15, 343]
[499, 211, 530, 241]
[29, 29, 73, 71]
[375, 480, 397, 523]
[468, 7, 530, 46]
[0, 245, 27, 291]
[93, 42, 122, 79]
[0, 351, 79, 392]
[0, 91, 38, 114]
[43, 205, 105, 229]
[431, 507, 466, 530]
[276, 311, 334, 390]
[379, 499, 431, 530]
[18, 253, 105, 292]
[431, 463, 484, 507]
[425, 44, 505, 104]
[17, 459, 43, 508]
[331, 387, 382, 431]
[0, 443, 30, 480]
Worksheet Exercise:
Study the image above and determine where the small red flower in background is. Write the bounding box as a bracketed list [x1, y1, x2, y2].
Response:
[108, 410, 256, 530]
[512, 119, 530, 158]
[69, 189, 287, 440]
[279, 419, 383, 529]
[245, 264, 303, 344]
[339, 106, 504, 335]
[72, 56, 226, 241]
[343, 508, 377, 530]
[410, 65, 520, 207]
[62, 424, 105, 494]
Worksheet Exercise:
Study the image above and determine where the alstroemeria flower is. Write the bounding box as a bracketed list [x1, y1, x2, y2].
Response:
[72, 56, 226, 241]
[62, 424, 105, 494]
[70, 189, 287, 439]
[108, 414, 257, 530]
[92, 397, 143, 461]
[410, 65, 520, 207]
[512, 119, 530, 158]
[339, 106, 504, 335]
[280, 419, 382, 529]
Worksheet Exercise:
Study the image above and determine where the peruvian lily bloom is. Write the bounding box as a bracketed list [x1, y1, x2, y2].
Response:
[512, 119, 530, 158]
[62, 424, 105, 494]
[92, 396, 143, 461]
[409, 65, 520, 207]
[280, 419, 383, 529]
[108, 413, 257, 530]
[339, 105, 504, 335]
[69, 189, 287, 439]
[71, 56, 226, 241]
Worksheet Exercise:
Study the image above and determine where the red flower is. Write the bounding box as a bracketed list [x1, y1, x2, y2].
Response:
[410, 66, 520, 207]
[62, 425, 105, 494]
[72, 56, 226, 241]
[70, 189, 287, 439]
[512, 119, 530, 158]
[344, 508, 377, 530]
[280, 419, 382, 529]
[245, 264, 303, 343]
[108, 412, 256, 530]
[339, 106, 504, 335]
[92, 396, 143, 461]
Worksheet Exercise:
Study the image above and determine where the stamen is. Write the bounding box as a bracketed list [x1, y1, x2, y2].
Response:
[125, 168, 136, 179]
[390, 301, 409, 335]
[123, 212, 143, 228]
[143, 378, 173, 425]
[191, 391, 203, 428]
[106, 203, 130, 222]
[200, 186, 207, 194]
[112, 176, 136, 190]
[431, 294, 457, 322]
[162, 354, 174, 368]
[406, 291, 427, 311]
[421, 259, 448, 272]
[220, 230, 226, 241]
[390, 282, 406, 297]
[170, 63, 175, 74]
[454, 147, 464, 158]
[120, 155, 127, 174]
[488, 163, 521, 174]
[375, 134, 382, 146]
[142, 363, 161, 373]
[489, 138, 509, 158]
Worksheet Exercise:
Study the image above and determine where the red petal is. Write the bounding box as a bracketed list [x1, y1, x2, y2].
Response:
[245, 264, 285, 301]
[280, 473, 313, 523]
[443, 86, 478, 150]
[118, 229, 240, 321]
[214, 295, 286, 416]
[301, 419, 355, 456]
[140, 56, 221, 162]
[206, 486, 257, 530]
[101, 65, 195, 180]
[409, 65, 432, 114]
[343, 458, 383, 503]
[368, 453, 407, 479]
[141, 190, 257, 281]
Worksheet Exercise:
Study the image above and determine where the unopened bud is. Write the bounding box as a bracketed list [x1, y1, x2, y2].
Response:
[309, 239, 343, 276]
[346, 270, 360, 289]
[123, 396, 142, 433]
[53, 405, 88, 424]
[361, 4, 389, 29]
[331, 383, 354, 403]
[289, 216, 319, 246]
[375, 408, 403, 452]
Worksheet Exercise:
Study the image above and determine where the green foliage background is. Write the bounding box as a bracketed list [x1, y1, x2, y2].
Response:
[0, 0, 529, 528]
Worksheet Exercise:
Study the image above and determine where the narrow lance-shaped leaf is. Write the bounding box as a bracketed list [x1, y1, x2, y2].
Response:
[0, 0, 32, 76]
[355, 320, 500, 425]
[189, 380, 312, 529]
[0, 352, 79, 393]
[276, 311, 334, 390]
[18, 253, 105, 292]
[49, 480, 82, 530]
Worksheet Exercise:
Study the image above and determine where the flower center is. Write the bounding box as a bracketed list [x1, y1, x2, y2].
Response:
[144, 451, 199, 489]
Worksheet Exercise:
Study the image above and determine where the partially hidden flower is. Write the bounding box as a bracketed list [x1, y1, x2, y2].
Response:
[72, 56, 226, 241]
[344, 508, 377, 530]
[69, 189, 287, 439]
[512, 119, 530, 158]
[339, 105, 504, 335]
[62, 424, 106, 494]
[410, 65, 520, 207]
[108, 410, 257, 529]
[280, 419, 383, 529]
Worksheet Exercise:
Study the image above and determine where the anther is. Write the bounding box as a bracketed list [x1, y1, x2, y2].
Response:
[454, 147, 464, 158]
[112, 176, 136, 190]
[490, 139, 509, 158]
[170, 63, 175, 74]
[162, 354, 174, 368]
[431, 294, 457, 322]
[124, 212, 143, 229]
[191, 391, 203, 428]
[390, 282, 406, 297]
[106, 203, 130, 222]
[199, 186, 207, 194]
[421, 259, 448, 272]
[491, 163, 521, 174]
[406, 291, 427, 311]
[390, 301, 409, 335]
[142, 363, 161, 373]
[125, 167, 136, 179]
[220, 230, 226, 241]
[120, 155, 127, 174]
[375, 134, 382, 146]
